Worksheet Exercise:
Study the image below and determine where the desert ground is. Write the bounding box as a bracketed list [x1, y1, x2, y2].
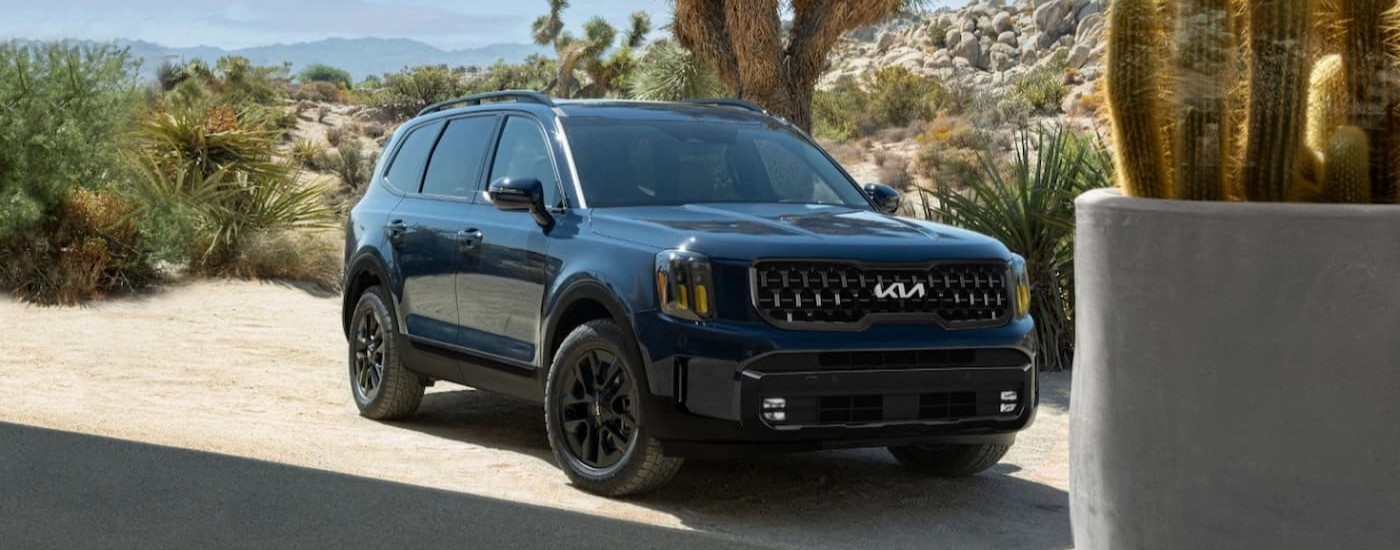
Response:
[1, 280, 1072, 549]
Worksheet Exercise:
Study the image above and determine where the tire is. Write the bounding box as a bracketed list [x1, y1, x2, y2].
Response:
[544, 319, 683, 497]
[887, 443, 1010, 477]
[348, 285, 424, 420]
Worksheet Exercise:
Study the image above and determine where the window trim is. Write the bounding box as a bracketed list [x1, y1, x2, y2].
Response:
[481, 113, 570, 210]
[377, 119, 446, 196]
[418, 113, 502, 203]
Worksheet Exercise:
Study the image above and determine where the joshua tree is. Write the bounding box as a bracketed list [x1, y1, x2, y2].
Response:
[531, 2, 650, 98]
[672, 0, 919, 132]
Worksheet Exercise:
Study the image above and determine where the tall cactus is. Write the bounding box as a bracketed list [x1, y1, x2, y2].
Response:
[1241, 0, 1315, 202]
[1340, 0, 1397, 201]
[1106, 0, 1172, 199]
[1306, 55, 1347, 156]
[1323, 126, 1373, 203]
[1172, 0, 1233, 201]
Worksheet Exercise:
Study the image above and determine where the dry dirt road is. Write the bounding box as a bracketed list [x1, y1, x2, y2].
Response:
[1, 280, 1073, 550]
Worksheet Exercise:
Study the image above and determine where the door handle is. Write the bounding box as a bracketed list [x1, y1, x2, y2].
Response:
[384, 220, 408, 245]
[457, 228, 484, 251]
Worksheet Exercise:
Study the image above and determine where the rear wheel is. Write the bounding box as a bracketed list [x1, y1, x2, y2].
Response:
[545, 320, 682, 497]
[348, 285, 424, 420]
[887, 443, 1010, 476]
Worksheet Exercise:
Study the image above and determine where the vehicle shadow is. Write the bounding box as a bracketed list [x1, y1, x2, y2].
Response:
[395, 385, 1073, 550]
[0, 422, 762, 550]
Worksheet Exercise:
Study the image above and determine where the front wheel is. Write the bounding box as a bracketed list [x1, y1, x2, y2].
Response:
[887, 443, 1010, 476]
[544, 320, 682, 497]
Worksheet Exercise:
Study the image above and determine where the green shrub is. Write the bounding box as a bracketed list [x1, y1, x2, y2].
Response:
[298, 63, 352, 88]
[366, 65, 468, 121]
[0, 42, 141, 241]
[1013, 60, 1068, 115]
[0, 188, 161, 305]
[291, 139, 324, 169]
[813, 76, 869, 141]
[134, 104, 336, 270]
[321, 146, 376, 190]
[915, 125, 1114, 371]
[866, 66, 944, 128]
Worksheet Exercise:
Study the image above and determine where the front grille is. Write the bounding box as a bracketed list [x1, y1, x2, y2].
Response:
[818, 395, 884, 423]
[919, 391, 978, 420]
[750, 260, 1012, 330]
[769, 389, 1019, 427]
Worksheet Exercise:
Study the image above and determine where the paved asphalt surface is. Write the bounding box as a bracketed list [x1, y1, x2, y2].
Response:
[0, 422, 770, 550]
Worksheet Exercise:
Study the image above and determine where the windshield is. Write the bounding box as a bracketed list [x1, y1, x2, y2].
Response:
[562, 118, 872, 209]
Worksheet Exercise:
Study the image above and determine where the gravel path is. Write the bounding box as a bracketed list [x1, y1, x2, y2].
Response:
[0, 280, 1072, 550]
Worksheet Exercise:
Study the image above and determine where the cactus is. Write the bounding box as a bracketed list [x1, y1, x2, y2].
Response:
[1106, 0, 1172, 199]
[1172, 0, 1233, 201]
[1323, 126, 1373, 203]
[1241, 0, 1315, 202]
[1340, 0, 1397, 201]
[1306, 55, 1347, 156]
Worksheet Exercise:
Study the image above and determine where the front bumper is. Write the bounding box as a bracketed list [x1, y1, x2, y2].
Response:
[631, 311, 1038, 458]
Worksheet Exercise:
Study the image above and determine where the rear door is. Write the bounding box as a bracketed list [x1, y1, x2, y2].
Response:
[455, 115, 560, 368]
[384, 115, 497, 379]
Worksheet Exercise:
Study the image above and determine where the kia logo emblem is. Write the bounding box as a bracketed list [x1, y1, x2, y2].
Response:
[874, 281, 925, 299]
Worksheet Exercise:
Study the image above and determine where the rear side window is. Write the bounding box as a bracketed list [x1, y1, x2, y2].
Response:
[422, 116, 497, 198]
[488, 117, 560, 207]
[383, 120, 443, 192]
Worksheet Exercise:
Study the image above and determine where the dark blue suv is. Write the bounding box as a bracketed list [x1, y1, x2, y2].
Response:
[341, 91, 1037, 497]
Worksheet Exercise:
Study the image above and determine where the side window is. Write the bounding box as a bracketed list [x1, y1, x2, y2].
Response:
[384, 120, 444, 193]
[421, 116, 497, 198]
[488, 117, 560, 207]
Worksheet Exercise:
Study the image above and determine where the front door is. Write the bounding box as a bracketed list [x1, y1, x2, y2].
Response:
[456, 115, 558, 367]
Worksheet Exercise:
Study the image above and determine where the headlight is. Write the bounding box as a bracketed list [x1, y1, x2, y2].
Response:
[656, 249, 716, 322]
[1010, 255, 1031, 319]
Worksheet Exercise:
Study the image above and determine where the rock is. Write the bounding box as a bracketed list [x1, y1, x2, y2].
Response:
[1077, 13, 1105, 43]
[962, 18, 978, 33]
[993, 11, 1014, 34]
[1034, 0, 1076, 40]
[1076, 0, 1107, 21]
[877, 31, 896, 51]
[953, 31, 981, 62]
[954, 56, 973, 70]
[991, 51, 1017, 72]
[931, 52, 954, 69]
[998, 31, 1018, 47]
[946, 29, 963, 50]
[1067, 43, 1093, 69]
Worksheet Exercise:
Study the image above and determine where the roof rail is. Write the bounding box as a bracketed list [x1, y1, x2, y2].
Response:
[684, 98, 768, 114]
[416, 90, 556, 117]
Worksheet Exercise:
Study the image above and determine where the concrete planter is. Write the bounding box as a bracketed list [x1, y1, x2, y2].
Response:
[1070, 188, 1400, 549]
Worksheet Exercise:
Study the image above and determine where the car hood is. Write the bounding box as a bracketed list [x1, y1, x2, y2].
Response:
[588, 203, 1012, 262]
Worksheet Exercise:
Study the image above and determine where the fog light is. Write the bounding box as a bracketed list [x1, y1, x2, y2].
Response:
[1000, 403, 1017, 413]
[762, 398, 787, 423]
[1000, 391, 1018, 402]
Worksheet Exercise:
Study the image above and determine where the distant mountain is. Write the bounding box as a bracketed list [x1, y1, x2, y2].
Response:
[17, 37, 551, 81]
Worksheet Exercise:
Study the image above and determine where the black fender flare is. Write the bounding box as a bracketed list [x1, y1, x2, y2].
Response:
[342, 252, 394, 337]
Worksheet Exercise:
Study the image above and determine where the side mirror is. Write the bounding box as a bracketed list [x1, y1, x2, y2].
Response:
[488, 177, 554, 229]
[863, 182, 901, 214]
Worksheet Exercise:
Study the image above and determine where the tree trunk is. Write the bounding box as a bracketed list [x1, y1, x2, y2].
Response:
[770, 81, 814, 133]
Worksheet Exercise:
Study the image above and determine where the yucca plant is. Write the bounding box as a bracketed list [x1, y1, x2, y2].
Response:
[919, 125, 1114, 371]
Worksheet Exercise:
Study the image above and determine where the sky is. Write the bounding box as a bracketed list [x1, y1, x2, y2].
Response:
[0, 0, 963, 51]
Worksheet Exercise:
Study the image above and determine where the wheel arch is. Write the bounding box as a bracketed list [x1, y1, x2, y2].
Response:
[542, 279, 643, 374]
[342, 252, 395, 338]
